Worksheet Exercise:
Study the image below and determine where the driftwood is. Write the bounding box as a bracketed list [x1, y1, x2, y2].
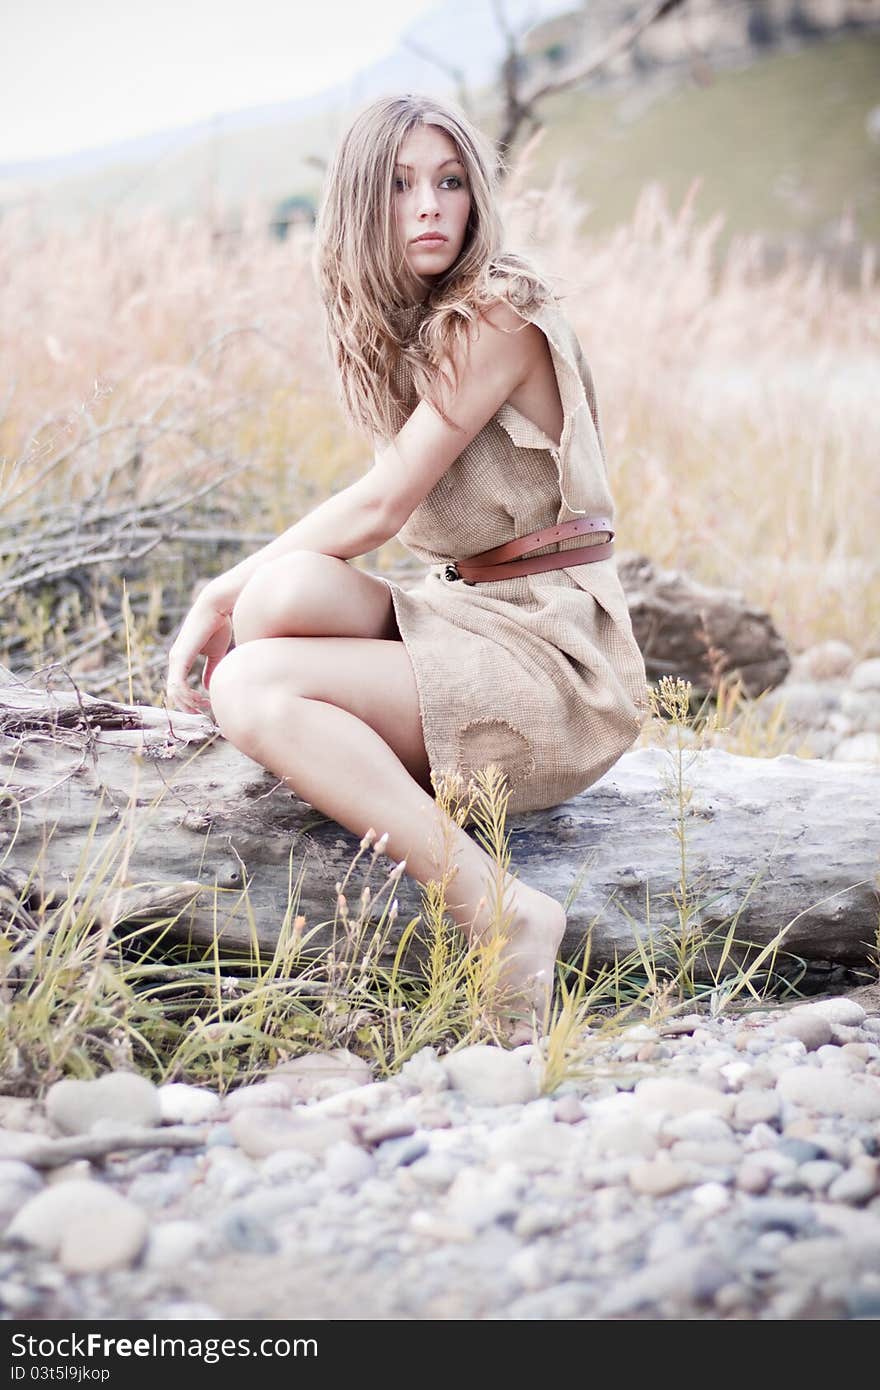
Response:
[617, 551, 791, 698]
[1, 681, 877, 987]
[0, 1125, 210, 1170]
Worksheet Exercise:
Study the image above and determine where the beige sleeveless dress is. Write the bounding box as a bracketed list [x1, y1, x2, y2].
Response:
[377, 291, 650, 816]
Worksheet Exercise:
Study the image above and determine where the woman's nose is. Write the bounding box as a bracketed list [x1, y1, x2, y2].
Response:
[417, 186, 440, 217]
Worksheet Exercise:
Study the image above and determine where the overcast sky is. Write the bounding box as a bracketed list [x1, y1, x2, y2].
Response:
[1, 0, 438, 163]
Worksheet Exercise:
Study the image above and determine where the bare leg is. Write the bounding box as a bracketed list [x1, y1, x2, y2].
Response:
[213, 552, 565, 1036]
[208, 636, 565, 1039]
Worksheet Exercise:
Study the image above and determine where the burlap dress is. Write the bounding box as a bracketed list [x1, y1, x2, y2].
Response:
[377, 290, 649, 816]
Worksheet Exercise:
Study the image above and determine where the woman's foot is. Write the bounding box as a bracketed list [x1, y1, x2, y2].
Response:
[473, 880, 567, 1045]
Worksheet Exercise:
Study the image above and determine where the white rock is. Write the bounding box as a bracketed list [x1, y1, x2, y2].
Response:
[408, 1210, 474, 1243]
[815, 1044, 866, 1071]
[0, 1163, 43, 1229]
[840, 689, 880, 732]
[798, 1160, 844, 1191]
[223, 1082, 293, 1114]
[719, 1061, 752, 1089]
[743, 1147, 796, 1176]
[732, 1091, 782, 1130]
[736, 1162, 772, 1194]
[789, 999, 866, 1026]
[441, 1045, 539, 1106]
[629, 1157, 700, 1196]
[507, 1246, 546, 1290]
[776, 1068, 880, 1120]
[396, 1047, 451, 1095]
[144, 1220, 205, 1269]
[514, 1204, 565, 1239]
[259, 1148, 319, 1182]
[405, 1154, 458, 1192]
[662, 1111, 734, 1144]
[268, 1049, 373, 1101]
[0, 1132, 40, 1161]
[229, 1107, 357, 1159]
[792, 641, 854, 682]
[600, 1248, 715, 1314]
[619, 1025, 659, 1042]
[158, 1084, 222, 1124]
[588, 1117, 658, 1159]
[833, 732, 880, 762]
[486, 1118, 577, 1173]
[668, 1139, 742, 1168]
[630, 1078, 734, 1119]
[8, 1180, 148, 1272]
[444, 1162, 524, 1231]
[828, 1161, 880, 1204]
[850, 658, 880, 692]
[309, 1081, 400, 1117]
[323, 1141, 374, 1190]
[199, 1148, 259, 1199]
[646, 1220, 688, 1261]
[742, 1121, 782, 1150]
[774, 1015, 833, 1050]
[690, 1182, 730, 1213]
[45, 1072, 161, 1136]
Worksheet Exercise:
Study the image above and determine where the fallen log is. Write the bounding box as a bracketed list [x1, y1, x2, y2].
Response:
[1, 681, 877, 985]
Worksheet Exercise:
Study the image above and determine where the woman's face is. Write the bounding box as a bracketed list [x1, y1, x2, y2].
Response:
[392, 123, 471, 292]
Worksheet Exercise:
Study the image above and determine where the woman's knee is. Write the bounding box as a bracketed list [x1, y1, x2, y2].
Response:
[208, 642, 277, 743]
[231, 551, 327, 644]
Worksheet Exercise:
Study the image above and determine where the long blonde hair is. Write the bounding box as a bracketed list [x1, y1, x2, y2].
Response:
[312, 93, 553, 445]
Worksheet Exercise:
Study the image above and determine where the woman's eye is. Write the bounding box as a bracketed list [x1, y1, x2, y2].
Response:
[442, 176, 463, 189]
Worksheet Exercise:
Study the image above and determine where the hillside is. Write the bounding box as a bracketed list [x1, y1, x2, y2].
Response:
[1, 28, 877, 276]
[512, 29, 880, 270]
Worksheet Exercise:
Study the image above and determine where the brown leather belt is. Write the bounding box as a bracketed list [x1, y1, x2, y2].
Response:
[444, 516, 614, 584]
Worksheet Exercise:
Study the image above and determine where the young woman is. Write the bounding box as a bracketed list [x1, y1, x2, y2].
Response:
[165, 94, 649, 1043]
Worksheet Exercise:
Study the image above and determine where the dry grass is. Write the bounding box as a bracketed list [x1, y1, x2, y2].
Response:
[2, 161, 877, 672]
[2, 675, 843, 1097]
[1, 163, 877, 1091]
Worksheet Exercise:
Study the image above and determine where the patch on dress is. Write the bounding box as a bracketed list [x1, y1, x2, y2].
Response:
[457, 718, 536, 795]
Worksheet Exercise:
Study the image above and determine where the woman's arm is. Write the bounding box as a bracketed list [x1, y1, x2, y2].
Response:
[200, 475, 395, 614]
[366, 299, 537, 531]
[166, 298, 534, 712]
[166, 476, 394, 713]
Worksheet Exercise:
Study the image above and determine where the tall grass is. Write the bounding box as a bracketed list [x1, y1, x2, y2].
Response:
[3, 673, 858, 1098]
[1, 161, 877, 1093]
[1, 158, 877, 683]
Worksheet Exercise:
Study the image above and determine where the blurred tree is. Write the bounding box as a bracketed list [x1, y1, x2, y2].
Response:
[270, 193, 317, 240]
[747, 0, 778, 46]
[403, 0, 687, 173]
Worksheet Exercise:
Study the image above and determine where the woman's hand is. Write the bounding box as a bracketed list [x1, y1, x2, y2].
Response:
[165, 586, 235, 715]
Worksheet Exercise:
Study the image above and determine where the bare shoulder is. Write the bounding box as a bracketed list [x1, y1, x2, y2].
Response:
[478, 296, 527, 334]
[459, 295, 537, 380]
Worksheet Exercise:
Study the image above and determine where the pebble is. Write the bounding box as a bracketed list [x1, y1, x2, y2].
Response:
[158, 1083, 222, 1124]
[4, 992, 880, 1321]
[774, 1015, 832, 1050]
[827, 1160, 880, 1205]
[45, 1073, 161, 1135]
[441, 1045, 539, 1105]
[629, 1157, 699, 1196]
[229, 1107, 357, 1158]
[268, 1049, 373, 1101]
[776, 1068, 880, 1119]
[8, 1180, 148, 1273]
[143, 1221, 205, 1269]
